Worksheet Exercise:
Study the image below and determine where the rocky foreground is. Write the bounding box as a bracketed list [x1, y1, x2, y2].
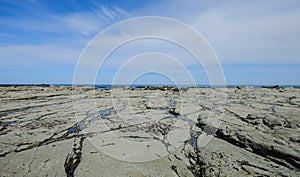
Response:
[0, 86, 299, 177]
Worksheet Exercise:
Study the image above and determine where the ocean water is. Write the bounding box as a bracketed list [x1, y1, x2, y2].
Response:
[0, 84, 299, 89]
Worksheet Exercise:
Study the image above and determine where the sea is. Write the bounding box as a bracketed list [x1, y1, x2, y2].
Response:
[0, 84, 300, 90]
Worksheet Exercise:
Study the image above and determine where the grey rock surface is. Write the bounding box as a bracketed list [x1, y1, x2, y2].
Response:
[0, 86, 299, 176]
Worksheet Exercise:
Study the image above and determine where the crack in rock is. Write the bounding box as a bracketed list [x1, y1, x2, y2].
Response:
[64, 137, 85, 177]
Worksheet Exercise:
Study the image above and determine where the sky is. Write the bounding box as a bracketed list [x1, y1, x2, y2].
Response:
[0, 0, 300, 85]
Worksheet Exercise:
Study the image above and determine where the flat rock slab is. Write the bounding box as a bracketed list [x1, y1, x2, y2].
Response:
[0, 86, 299, 176]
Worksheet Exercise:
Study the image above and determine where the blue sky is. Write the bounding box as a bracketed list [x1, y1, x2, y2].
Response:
[0, 0, 300, 85]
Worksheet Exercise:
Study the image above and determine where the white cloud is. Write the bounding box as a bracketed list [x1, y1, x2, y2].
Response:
[129, 0, 300, 64]
[93, 5, 129, 22]
[0, 45, 81, 66]
[0, 3, 129, 38]
[100, 5, 118, 20]
[189, 5, 300, 63]
[63, 12, 102, 37]
[0, 33, 15, 37]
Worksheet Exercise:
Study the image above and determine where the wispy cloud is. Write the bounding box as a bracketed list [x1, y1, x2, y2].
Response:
[0, 45, 81, 66]
[63, 12, 102, 37]
[0, 33, 15, 37]
[93, 5, 129, 22]
[100, 5, 118, 20]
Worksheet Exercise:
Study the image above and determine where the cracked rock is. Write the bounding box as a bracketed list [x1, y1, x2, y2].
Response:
[0, 86, 299, 176]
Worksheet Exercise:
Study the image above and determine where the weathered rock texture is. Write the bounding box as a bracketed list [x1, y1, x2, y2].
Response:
[0, 86, 299, 176]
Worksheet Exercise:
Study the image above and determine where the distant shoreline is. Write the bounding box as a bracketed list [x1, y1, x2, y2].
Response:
[0, 84, 299, 89]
